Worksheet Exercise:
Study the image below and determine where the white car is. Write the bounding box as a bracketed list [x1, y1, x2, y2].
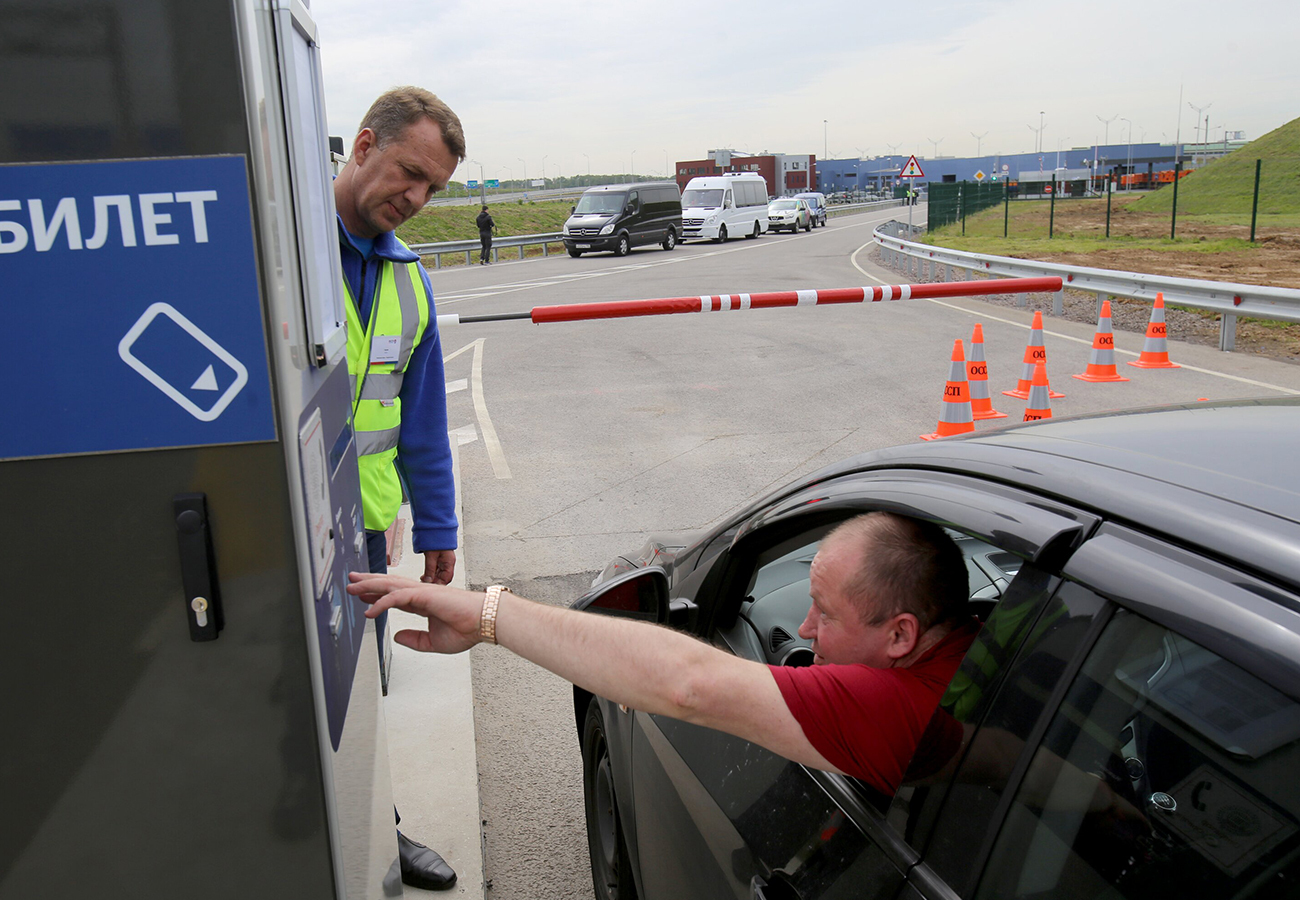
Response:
[767, 198, 811, 233]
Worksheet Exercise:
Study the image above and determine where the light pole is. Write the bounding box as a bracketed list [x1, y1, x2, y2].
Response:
[823, 120, 828, 161]
[1055, 136, 1070, 171]
[502, 165, 512, 190]
[1096, 113, 1118, 148]
[1121, 118, 1132, 191]
[1188, 100, 1212, 151]
[630, 150, 636, 177]
[970, 131, 988, 157]
[1028, 118, 1046, 155]
[926, 137, 943, 158]
[517, 158, 527, 193]
[1038, 111, 1045, 152]
[541, 154, 548, 187]
[468, 158, 485, 203]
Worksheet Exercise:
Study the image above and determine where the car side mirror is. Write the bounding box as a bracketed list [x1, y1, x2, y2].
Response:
[572, 566, 668, 625]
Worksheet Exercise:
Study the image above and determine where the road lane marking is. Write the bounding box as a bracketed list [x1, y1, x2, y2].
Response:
[446, 378, 468, 394]
[470, 338, 512, 479]
[851, 241, 1300, 396]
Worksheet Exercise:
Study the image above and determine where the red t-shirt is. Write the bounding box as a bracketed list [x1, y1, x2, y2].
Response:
[769, 619, 980, 794]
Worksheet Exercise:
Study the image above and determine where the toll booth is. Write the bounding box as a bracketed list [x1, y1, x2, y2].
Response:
[1, 2, 403, 897]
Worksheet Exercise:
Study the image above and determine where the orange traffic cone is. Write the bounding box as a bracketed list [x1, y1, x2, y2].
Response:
[967, 324, 1007, 419]
[1072, 300, 1130, 382]
[1127, 293, 1180, 369]
[921, 339, 976, 441]
[1003, 310, 1064, 399]
[1022, 362, 1053, 421]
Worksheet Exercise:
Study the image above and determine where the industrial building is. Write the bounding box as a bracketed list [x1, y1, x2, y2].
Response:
[675, 149, 818, 198]
[814, 137, 1249, 196]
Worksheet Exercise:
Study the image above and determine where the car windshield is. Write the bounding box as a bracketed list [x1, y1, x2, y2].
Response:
[682, 189, 723, 208]
[574, 193, 626, 215]
[769, 200, 798, 210]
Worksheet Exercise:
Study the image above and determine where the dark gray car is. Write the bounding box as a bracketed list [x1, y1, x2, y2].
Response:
[572, 398, 1300, 900]
[564, 182, 683, 258]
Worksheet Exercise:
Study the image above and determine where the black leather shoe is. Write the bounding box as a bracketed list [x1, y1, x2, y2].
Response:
[398, 832, 457, 890]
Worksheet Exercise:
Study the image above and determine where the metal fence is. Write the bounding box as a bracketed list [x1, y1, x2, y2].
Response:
[927, 181, 1006, 232]
[873, 219, 1300, 352]
[927, 154, 1299, 243]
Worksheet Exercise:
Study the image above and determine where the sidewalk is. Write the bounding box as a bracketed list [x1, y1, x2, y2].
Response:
[382, 439, 485, 899]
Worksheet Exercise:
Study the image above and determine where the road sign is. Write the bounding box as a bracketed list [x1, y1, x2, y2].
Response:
[0, 155, 275, 461]
[466, 180, 479, 189]
[974, 170, 986, 182]
[899, 155, 925, 178]
[1002, 164, 1009, 172]
[486, 179, 500, 188]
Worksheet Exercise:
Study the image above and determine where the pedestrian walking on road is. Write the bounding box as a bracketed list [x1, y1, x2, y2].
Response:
[477, 204, 495, 264]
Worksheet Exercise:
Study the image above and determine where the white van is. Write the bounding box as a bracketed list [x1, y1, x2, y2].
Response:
[680, 172, 769, 242]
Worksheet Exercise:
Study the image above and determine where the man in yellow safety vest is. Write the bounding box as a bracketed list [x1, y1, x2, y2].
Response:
[333, 86, 465, 892]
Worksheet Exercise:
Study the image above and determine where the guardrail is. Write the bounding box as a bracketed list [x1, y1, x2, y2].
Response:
[410, 233, 563, 268]
[827, 198, 908, 219]
[872, 220, 1300, 351]
[411, 200, 910, 268]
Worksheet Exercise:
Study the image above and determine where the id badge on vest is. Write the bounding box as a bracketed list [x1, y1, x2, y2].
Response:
[370, 335, 400, 365]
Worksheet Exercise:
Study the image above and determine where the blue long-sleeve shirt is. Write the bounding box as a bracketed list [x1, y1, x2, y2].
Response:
[338, 217, 458, 553]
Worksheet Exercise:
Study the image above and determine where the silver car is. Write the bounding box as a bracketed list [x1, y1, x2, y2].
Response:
[767, 198, 811, 233]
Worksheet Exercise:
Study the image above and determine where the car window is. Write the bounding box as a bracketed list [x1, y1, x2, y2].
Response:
[975, 608, 1300, 900]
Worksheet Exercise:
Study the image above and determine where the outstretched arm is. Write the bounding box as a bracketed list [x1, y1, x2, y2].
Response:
[347, 572, 839, 773]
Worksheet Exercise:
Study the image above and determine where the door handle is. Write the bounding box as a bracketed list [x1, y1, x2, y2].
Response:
[174, 493, 224, 641]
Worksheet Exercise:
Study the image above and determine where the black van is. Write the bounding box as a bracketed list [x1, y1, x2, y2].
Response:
[563, 182, 683, 257]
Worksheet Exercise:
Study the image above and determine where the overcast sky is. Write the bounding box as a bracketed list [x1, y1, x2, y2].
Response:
[312, 0, 1297, 182]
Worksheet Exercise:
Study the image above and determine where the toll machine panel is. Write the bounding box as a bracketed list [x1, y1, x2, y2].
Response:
[0, 2, 399, 897]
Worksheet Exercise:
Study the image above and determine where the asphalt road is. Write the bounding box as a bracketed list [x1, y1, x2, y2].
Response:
[429, 207, 1300, 900]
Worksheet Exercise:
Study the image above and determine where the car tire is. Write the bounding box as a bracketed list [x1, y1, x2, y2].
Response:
[662, 228, 676, 251]
[746, 221, 759, 239]
[803, 218, 811, 232]
[715, 224, 728, 243]
[614, 234, 630, 257]
[583, 698, 638, 900]
[568, 248, 583, 258]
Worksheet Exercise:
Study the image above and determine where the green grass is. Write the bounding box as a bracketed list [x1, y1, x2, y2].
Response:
[396, 200, 573, 244]
[921, 229, 1257, 255]
[1134, 116, 1300, 216]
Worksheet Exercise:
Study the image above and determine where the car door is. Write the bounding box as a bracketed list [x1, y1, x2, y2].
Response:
[908, 522, 1300, 900]
[626, 471, 1100, 900]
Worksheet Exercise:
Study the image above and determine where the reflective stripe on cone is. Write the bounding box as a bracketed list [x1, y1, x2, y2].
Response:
[921, 339, 976, 441]
[1022, 361, 1053, 421]
[1072, 299, 1129, 382]
[967, 323, 1007, 419]
[1127, 292, 1181, 369]
[1002, 310, 1064, 399]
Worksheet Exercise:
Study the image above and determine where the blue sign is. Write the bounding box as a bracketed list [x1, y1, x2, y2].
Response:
[0, 156, 276, 460]
[465, 180, 479, 189]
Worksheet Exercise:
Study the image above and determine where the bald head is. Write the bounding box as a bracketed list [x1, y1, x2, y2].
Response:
[821, 513, 968, 630]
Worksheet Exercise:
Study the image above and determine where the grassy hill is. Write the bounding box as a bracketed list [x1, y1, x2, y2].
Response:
[396, 200, 572, 244]
[1135, 116, 1300, 217]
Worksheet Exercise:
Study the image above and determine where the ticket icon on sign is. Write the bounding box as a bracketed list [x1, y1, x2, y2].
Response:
[118, 302, 250, 422]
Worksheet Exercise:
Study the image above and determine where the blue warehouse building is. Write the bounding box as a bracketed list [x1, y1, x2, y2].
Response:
[814, 141, 1243, 194]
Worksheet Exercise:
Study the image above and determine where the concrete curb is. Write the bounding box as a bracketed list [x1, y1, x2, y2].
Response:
[383, 438, 485, 898]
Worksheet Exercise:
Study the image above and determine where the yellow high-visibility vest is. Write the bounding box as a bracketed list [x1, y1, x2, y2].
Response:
[343, 256, 431, 531]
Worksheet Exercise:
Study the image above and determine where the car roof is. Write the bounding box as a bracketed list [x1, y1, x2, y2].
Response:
[585, 182, 677, 193]
[797, 399, 1300, 592]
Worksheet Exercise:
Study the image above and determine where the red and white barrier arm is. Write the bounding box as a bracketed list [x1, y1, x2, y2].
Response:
[436, 276, 1063, 328]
